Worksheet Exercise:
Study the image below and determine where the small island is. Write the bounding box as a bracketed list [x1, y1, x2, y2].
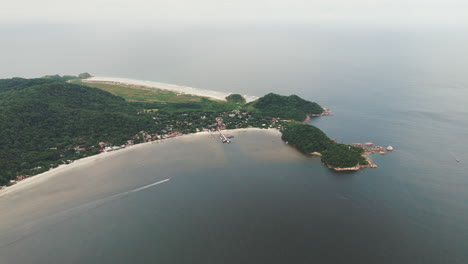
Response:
[0, 74, 383, 188]
[281, 124, 377, 170]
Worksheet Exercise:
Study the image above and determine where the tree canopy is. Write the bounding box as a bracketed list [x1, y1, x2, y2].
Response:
[78, 72, 92, 79]
[0, 77, 360, 186]
[249, 93, 323, 121]
[0, 78, 153, 185]
[225, 94, 246, 104]
[281, 124, 368, 168]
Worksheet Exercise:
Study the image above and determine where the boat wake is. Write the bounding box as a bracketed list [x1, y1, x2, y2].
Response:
[0, 179, 171, 248]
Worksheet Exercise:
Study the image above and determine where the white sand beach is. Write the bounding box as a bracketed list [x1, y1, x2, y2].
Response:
[0, 128, 280, 197]
[84, 76, 259, 102]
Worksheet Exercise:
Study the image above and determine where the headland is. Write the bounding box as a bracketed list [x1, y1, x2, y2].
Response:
[0, 74, 391, 191]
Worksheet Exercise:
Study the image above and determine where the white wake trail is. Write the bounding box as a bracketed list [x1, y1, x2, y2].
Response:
[0, 179, 171, 248]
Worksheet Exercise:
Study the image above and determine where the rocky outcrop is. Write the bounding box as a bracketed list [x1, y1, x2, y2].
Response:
[324, 157, 378, 171]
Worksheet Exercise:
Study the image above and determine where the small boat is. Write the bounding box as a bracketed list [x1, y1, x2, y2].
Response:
[449, 152, 460, 162]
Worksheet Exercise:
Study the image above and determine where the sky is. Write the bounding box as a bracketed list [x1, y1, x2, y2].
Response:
[2, 0, 468, 27]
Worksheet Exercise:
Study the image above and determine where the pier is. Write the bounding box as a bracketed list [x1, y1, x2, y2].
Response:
[217, 128, 231, 143]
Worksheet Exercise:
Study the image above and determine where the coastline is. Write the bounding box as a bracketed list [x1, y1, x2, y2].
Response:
[0, 128, 280, 197]
[298, 113, 379, 171]
[83, 76, 259, 103]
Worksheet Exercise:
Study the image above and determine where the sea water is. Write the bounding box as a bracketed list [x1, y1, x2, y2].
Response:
[1, 24, 467, 263]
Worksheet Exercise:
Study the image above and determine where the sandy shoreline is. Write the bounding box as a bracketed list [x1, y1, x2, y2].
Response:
[0, 128, 280, 197]
[83, 76, 259, 103]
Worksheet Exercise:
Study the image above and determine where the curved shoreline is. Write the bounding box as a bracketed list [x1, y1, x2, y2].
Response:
[0, 128, 280, 197]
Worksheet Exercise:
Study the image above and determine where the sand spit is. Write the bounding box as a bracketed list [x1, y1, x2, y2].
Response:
[83, 76, 259, 103]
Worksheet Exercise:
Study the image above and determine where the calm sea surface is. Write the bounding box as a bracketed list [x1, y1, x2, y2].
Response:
[0, 24, 467, 263]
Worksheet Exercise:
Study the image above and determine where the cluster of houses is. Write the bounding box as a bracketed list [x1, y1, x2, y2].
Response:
[2, 109, 291, 189]
[4, 175, 26, 187]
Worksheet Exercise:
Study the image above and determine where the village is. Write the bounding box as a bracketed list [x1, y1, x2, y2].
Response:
[2, 109, 291, 188]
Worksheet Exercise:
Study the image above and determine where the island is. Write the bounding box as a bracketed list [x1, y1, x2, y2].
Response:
[281, 124, 377, 170]
[0, 74, 382, 188]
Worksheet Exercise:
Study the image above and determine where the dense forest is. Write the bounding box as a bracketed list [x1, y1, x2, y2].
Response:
[249, 93, 323, 121]
[281, 124, 368, 168]
[0, 78, 154, 185]
[225, 94, 246, 104]
[0, 77, 353, 186]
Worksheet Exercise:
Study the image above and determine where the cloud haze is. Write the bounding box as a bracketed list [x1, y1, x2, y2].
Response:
[2, 0, 468, 26]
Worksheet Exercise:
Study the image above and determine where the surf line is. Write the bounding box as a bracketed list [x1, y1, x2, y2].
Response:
[0, 178, 171, 249]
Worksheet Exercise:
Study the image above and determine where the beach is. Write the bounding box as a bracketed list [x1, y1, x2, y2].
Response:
[0, 128, 281, 197]
[83, 76, 259, 102]
[3, 24, 468, 263]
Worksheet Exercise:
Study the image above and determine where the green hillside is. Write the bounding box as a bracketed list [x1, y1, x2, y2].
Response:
[281, 124, 368, 168]
[249, 93, 323, 121]
[0, 78, 153, 185]
[0, 77, 361, 185]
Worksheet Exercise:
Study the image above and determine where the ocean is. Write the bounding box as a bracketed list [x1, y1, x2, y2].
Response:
[0, 23, 467, 263]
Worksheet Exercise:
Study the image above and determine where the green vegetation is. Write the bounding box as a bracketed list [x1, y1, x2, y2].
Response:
[0, 78, 154, 185]
[225, 94, 246, 104]
[0, 75, 364, 186]
[135, 98, 240, 113]
[281, 123, 333, 153]
[281, 124, 368, 168]
[41, 74, 78, 82]
[78, 72, 92, 79]
[76, 81, 205, 103]
[249, 93, 323, 121]
[0, 78, 299, 185]
[322, 144, 368, 169]
[42, 72, 92, 82]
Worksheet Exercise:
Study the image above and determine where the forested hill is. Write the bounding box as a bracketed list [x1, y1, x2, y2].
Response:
[281, 124, 368, 168]
[249, 93, 323, 121]
[0, 77, 345, 185]
[0, 78, 153, 185]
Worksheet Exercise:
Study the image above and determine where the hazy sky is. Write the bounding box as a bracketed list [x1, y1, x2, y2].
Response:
[2, 0, 468, 27]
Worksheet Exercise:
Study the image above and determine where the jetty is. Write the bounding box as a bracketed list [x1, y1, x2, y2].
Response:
[217, 128, 231, 144]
